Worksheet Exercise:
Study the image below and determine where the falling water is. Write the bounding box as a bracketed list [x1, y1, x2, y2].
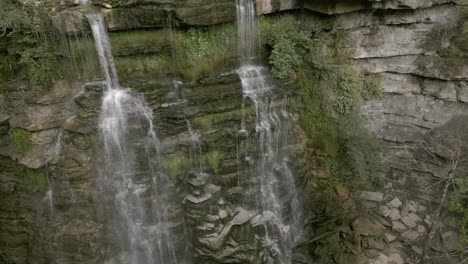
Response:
[185, 119, 204, 173]
[86, 13, 179, 264]
[236, 1, 302, 263]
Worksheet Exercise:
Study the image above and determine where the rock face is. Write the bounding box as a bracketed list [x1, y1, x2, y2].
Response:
[0, 70, 306, 263]
[2, 0, 468, 264]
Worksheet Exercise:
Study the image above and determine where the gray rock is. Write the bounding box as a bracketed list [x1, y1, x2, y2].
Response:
[408, 213, 422, 223]
[342, 199, 356, 210]
[400, 205, 409, 217]
[417, 225, 426, 234]
[424, 215, 433, 226]
[379, 205, 390, 217]
[401, 216, 417, 228]
[392, 221, 407, 233]
[383, 233, 397, 243]
[442, 231, 460, 252]
[360, 191, 384, 202]
[389, 208, 402, 221]
[412, 246, 423, 255]
[407, 201, 418, 213]
[386, 198, 403, 208]
[417, 204, 427, 212]
[401, 230, 420, 241]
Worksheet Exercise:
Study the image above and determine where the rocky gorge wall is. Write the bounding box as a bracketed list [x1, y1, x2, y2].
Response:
[1, 0, 468, 264]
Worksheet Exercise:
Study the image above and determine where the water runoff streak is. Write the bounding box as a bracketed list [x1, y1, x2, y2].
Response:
[236, 1, 302, 263]
[86, 14, 178, 264]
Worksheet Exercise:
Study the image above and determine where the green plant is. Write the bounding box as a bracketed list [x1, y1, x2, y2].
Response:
[203, 150, 224, 174]
[261, 15, 381, 185]
[9, 128, 32, 154]
[448, 176, 468, 253]
[15, 166, 48, 192]
[163, 154, 192, 179]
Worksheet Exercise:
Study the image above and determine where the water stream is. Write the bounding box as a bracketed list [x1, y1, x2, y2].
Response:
[235, 1, 303, 263]
[86, 14, 179, 264]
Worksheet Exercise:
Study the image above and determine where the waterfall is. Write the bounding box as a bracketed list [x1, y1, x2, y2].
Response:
[86, 14, 179, 264]
[235, 1, 303, 263]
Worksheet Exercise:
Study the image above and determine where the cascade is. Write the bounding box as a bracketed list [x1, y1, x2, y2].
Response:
[235, 1, 303, 263]
[86, 14, 180, 264]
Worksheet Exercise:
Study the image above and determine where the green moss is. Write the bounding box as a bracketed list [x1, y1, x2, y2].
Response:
[163, 154, 192, 179]
[15, 166, 48, 192]
[448, 176, 468, 254]
[9, 128, 32, 154]
[203, 150, 224, 175]
[193, 107, 255, 132]
[262, 15, 381, 185]
[116, 55, 172, 80]
[109, 30, 171, 51]
[107, 24, 237, 82]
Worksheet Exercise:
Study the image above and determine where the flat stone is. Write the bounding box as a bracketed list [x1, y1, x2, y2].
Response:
[417, 205, 427, 212]
[388, 253, 404, 264]
[379, 205, 390, 217]
[185, 192, 212, 204]
[383, 233, 397, 243]
[353, 216, 384, 237]
[386, 198, 402, 208]
[417, 225, 426, 234]
[401, 216, 417, 228]
[400, 205, 409, 217]
[342, 199, 356, 210]
[412, 246, 423, 255]
[401, 230, 420, 241]
[389, 208, 401, 220]
[375, 216, 392, 227]
[360, 191, 384, 202]
[392, 221, 407, 233]
[366, 237, 385, 250]
[442, 231, 460, 252]
[335, 185, 350, 200]
[408, 213, 422, 223]
[371, 253, 403, 264]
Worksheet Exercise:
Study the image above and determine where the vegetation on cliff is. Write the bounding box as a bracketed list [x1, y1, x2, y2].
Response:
[260, 16, 381, 187]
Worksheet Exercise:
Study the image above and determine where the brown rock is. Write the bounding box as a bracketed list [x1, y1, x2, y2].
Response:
[335, 185, 349, 200]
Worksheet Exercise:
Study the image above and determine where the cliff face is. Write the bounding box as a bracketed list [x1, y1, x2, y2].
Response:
[1, 0, 467, 264]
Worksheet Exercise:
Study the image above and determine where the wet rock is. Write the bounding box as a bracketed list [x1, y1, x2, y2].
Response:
[360, 191, 384, 202]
